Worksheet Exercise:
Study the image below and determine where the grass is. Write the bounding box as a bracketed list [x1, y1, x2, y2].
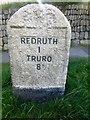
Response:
[80, 44, 90, 47]
[1, 57, 90, 119]
[0, 49, 8, 53]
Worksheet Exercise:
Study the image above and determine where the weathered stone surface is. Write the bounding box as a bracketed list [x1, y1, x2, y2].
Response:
[0, 38, 2, 46]
[7, 4, 71, 100]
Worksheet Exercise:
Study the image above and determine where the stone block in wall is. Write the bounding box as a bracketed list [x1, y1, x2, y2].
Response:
[86, 20, 89, 26]
[70, 15, 72, 20]
[0, 9, 2, 14]
[0, 46, 2, 50]
[72, 15, 75, 20]
[72, 4, 75, 9]
[85, 5, 88, 10]
[76, 10, 79, 15]
[81, 4, 84, 9]
[81, 20, 84, 25]
[80, 26, 83, 32]
[2, 30, 6, 37]
[85, 32, 88, 39]
[9, 9, 12, 15]
[6, 19, 9, 24]
[80, 15, 84, 20]
[72, 40, 80, 46]
[83, 15, 86, 19]
[68, 5, 71, 9]
[2, 36, 8, 44]
[4, 44, 8, 50]
[74, 15, 77, 20]
[73, 9, 76, 14]
[0, 38, 2, 46]
[87, 26, 89, 32]
[76, 26, 79, 32]
[85, 14, 89, 20]
[86, 10, 88, 14]
[7, 14, 11, 20]
[3, 10, 9, 15]
[79, 32, 85, 39]
[1, 25, 6, 30]
[4, 14, 9, 19]
[72, 26, 74, 31]
[0, 19, 2, 25]
[79, 21, 81, 26]
[74, 27, 77, 32]
[8, 14, 10, 20]
[80, 9, 83, 15]
[68, 10, 71, 15]
[78, 15, 81, 19]
[76, 32, 79, 39]
[0, 26, 1, 31]
[71, 15, 74, 20]
[2, 14, 5, 20]
[64, 10, 67, 15]
[71, 32, 76, 40]
[83, 26, 86, 31]
[0, 14, 2, 20]
[2, 20, 5, 25]
[84, 21, 86, 25]
[0, 30, 2, 37]
[75, 21, 78, 27]
[5, 30, 8, 36]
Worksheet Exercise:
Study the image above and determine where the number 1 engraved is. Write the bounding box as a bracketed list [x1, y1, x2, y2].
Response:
[38, 47, 40, 53]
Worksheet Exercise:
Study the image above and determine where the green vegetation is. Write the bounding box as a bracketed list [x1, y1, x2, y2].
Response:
[0, 49, 8, 53]
[1, 2, 29, 9]
[0, 1, 81, 9]
[1, 57, 90, 119]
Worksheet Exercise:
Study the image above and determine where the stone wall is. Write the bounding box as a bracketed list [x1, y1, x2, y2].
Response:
[0, 3, 89, 50]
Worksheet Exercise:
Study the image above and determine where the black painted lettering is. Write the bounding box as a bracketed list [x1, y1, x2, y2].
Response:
[21, 37, 25, 44]
[37, 56, 41, 62]
[42, 38, 47, 44]
[27, 55, 30, 61]
[32, 56, 36, 62]
[37, 38, 41, 44]
[42, 56, 46, 61]
[31, 38, 36, 44]
[53, 38, 58, 44]
[38, 47, 40, 53]
[47, 56, 52, 62]
[48, 38, 52, 44]
[26, 37, 30, 44]
[37, 64, 41, 70]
